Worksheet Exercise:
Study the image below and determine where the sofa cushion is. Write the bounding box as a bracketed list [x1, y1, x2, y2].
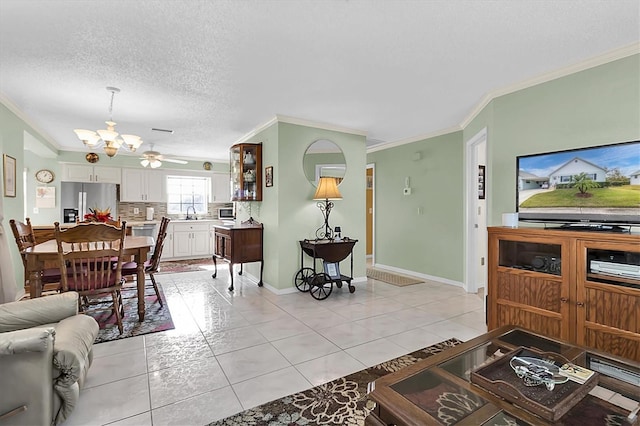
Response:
[0, 292, 78, 332]
[52, 314, 98, 387]
[0, 327, 54, 355]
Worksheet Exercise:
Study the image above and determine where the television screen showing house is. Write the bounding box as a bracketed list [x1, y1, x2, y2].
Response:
[516, 140, 640, 224]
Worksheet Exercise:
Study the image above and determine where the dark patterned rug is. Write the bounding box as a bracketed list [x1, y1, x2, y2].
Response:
[157, 258, 215, 274]
[90, 282, 175, 344]
[208, 338, 463, 426]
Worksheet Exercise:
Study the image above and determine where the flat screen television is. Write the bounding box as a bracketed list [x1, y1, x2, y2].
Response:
[516, 140, 640, 228]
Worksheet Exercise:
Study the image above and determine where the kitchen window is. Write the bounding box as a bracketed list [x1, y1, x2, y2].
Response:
[166, 175, 210, 215]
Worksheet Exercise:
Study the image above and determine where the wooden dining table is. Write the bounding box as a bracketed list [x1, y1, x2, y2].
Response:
[24, 236, 155, 321]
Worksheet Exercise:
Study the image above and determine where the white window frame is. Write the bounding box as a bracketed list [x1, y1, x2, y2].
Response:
[166, 175, 211, 215]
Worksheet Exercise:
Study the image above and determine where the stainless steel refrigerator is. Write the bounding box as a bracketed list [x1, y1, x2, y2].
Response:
[60, 182, 118, 223]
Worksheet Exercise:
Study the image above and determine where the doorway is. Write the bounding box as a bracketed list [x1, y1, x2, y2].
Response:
[465, 128, 487, 294]
[366, 164, 375, 265]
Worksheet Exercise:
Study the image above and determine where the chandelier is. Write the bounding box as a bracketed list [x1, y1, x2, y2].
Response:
[73, 87, 143, 158]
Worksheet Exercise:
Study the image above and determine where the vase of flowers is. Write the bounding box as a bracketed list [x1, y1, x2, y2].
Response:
[84, 207, 113, 223]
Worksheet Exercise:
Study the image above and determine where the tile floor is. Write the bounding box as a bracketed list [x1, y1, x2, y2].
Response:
[62, 268, 487, 426]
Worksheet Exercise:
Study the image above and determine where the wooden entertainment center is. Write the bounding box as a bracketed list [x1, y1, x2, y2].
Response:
[487, 226, 640, 361]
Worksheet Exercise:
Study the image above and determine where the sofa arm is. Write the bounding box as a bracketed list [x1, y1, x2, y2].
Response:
[0, 328, 55, 426]
[0, 327, 55, 355]
[0, 292, 79, 333]
[52, 314, 99, 387]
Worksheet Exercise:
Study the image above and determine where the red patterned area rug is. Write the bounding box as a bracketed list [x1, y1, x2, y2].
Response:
[156, 258, 215, 274]
[208, 338, 463, 426]
[90, 282, 175, 344]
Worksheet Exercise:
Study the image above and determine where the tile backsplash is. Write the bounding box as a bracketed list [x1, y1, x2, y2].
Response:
[118, 202, 232, 221]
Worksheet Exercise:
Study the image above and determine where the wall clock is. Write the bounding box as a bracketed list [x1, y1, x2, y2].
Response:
[35, 169, 54, 184]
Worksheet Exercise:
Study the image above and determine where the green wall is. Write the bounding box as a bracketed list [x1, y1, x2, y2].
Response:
[0, 103, 59, 292]
[483, 54, 640, 225]
[236, 122, 367, 291]
[367, 132, 465, 283]
[370, 54, 640, 285]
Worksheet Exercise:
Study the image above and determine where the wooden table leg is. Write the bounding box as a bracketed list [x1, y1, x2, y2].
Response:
[258, 260, 264, 286]
[27, 257, 44, 298]
[136, 255, 146, 322]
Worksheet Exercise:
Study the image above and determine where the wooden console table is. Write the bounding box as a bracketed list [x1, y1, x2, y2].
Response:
[367, 325, 640, 425]
[212, 219, 263, 291]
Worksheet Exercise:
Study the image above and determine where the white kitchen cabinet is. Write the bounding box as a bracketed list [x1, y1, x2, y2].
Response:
[61, 164, 121, 184]
[212, 172, 231, 202]
[121, 168, 166, 202]
[171, 222, 210, 258]
[160, 223, 174, 260]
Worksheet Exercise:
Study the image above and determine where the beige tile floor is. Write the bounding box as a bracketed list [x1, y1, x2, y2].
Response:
[62, 268, 487, 426]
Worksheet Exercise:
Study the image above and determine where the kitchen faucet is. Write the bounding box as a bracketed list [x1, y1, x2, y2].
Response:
[185, 205, 197, 220]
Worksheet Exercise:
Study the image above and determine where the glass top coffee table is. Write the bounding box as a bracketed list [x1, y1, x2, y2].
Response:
[366, 326, 639, 425]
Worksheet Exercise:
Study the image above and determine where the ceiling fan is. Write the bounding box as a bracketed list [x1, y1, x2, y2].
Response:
[139, 145, 188, 168]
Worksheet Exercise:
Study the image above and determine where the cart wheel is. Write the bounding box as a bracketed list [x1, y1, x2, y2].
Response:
[294, 268, 315, 292]
[349, 285, 356, 293]
[310, 273, 333, 300]
[336, 281, 343, 288]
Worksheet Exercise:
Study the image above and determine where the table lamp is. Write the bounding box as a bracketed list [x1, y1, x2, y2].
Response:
[313, 177, 342, 239]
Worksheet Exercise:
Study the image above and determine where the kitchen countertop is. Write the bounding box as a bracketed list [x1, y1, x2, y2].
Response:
[32, 218, 228, 229]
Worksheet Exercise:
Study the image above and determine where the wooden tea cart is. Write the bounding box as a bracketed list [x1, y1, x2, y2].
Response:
[295, 238, 358, 300]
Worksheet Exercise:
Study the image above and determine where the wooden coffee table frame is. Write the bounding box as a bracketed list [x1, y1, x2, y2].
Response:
[367, 325, 639, 426]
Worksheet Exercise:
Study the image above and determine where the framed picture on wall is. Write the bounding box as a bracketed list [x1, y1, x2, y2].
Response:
[3, 154, 16, 197]
[478, 165, 485, 200]
[265, 166, 273, 187]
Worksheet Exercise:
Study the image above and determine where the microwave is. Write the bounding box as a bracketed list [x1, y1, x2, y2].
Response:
[218, 207, 234, 219]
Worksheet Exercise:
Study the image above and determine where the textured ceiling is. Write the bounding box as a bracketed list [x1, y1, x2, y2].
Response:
[1, 0, 638, 163]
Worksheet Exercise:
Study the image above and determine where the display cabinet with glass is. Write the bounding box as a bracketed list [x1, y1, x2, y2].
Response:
[230, 143, 262, 201]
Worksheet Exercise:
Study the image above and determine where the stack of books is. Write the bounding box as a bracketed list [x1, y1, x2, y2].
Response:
[558, 363, 595, 384]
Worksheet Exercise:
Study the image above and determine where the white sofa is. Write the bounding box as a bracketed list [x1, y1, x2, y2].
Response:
[0, 292, 99, 425]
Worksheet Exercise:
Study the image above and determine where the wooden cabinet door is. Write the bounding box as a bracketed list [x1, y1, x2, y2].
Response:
[488, 228, 572, 341]
[576, 238, 640, 361]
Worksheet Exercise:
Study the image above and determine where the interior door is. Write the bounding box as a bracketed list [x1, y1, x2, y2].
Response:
[366, 166, 374, 257]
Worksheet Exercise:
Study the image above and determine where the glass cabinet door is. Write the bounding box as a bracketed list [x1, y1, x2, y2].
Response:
[230, 143, 262, 201]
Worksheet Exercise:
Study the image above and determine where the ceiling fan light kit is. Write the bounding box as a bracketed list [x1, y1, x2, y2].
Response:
[73, 87, 143, 158]
[140, 146, 188, 168]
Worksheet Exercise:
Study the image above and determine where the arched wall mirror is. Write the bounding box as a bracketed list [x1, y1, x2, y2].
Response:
[303, 139, 346, 185]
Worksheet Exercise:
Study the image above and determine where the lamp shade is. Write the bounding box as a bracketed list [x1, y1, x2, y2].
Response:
[314, 177, 342, 200]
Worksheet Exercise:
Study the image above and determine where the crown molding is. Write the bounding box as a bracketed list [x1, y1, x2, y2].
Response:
[233, 116, 279, 145]
[0, 91, 62, 151]
[460, 42, 640, 130]
[367, 125, 463, 153]
[275, 114, 368, 136]
[369, 42, 640, 153]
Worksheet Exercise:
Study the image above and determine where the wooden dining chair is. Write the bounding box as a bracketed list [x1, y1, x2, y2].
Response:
[54, 221, 127, 334]
[121, 217, 170, 306]
[9, 217, 62, 295]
